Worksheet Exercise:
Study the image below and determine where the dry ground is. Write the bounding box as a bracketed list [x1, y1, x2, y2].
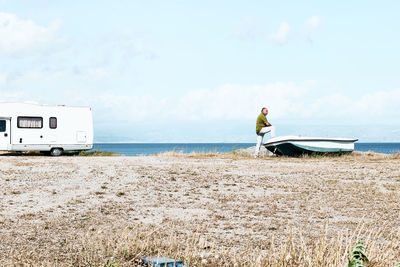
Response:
[0, 152, 400, 266]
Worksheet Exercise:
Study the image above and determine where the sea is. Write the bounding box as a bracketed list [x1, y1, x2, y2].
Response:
[91, 142, 400, 156]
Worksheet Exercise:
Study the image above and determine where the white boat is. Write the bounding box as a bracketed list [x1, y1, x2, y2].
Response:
[263, 136, 358, 157]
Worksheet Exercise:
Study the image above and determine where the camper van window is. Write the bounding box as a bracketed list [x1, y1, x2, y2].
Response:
[50, 117, 57, 129]
[17, 117, 43, 129]
[0, 120, 5, 132]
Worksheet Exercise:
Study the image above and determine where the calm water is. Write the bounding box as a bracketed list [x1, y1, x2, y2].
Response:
[355, 143, 400, 154]
[92, 142, 400, 156]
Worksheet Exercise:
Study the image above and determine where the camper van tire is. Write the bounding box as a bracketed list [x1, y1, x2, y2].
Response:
[50, 148, 63, 156]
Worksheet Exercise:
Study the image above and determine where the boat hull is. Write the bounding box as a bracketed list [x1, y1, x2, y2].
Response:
[264, 137, 357, 157]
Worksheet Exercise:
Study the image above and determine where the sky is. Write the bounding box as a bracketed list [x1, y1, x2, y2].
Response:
[0, 0, 399, 142]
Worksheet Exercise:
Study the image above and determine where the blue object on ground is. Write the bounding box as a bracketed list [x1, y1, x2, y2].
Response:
[141, 257, 185, 267]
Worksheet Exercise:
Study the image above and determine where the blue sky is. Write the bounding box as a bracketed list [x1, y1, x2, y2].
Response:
[0, 1, 399, 142]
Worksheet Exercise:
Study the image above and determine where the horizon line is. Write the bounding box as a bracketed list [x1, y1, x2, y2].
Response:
[93, 141, 400, 144]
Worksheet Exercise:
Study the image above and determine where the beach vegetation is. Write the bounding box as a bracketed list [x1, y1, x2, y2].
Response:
[7, 222, 400, 266]
[346, 242, 369, 267]
[75, 150, 120, 156]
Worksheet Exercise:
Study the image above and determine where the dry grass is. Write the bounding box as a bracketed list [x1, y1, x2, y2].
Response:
[156, 149, 269, 160]
[0, 150, 120, 157]
[1, 152, 400, 266]
[76, 150, 120, 156]
[156, 149, 400, 161]
[156, 150, 222, 158]
[7, 220, 400, 266]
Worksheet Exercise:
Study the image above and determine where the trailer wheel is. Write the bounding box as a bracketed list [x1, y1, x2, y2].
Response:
[50, 148, 63, 156]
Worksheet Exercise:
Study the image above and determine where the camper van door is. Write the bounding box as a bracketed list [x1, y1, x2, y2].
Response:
[0, 119, 10, 150]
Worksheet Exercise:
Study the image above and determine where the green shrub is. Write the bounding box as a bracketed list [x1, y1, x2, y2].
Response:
[346, 242, 369, 267]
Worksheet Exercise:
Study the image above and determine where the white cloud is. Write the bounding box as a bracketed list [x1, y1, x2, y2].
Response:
[2, 80, 399, 142]
[85, 83, 400, 126]
[268, 22, 291, 44]
[232, 16, 321, 45]
[93, 93, 169, 122]
[0, 28, 155, 89]
[0, 12, 63, 54]
[175, 81, 315, 120]
[302, 15, 321, 42]
[3, 76, 399, 126]
[304, 15, 321, 30]
[305, 89, 400, 122]
[266, 15, 321, 45]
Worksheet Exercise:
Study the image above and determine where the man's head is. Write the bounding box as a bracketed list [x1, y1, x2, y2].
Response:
[261, 107, 268, 115]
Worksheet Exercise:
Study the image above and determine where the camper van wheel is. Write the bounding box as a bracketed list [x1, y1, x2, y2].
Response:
[50, 148, 63, 156]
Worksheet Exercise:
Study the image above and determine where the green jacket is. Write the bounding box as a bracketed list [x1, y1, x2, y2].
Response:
[256, 113, 269, 134]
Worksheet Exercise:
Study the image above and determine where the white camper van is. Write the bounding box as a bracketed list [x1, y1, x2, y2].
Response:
[0, 102, 93, 156]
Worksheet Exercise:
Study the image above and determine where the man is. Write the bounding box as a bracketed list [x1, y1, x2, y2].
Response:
[255, 107, 276, 157]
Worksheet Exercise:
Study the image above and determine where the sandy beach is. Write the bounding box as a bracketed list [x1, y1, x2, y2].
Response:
[1, 152, 400, 266]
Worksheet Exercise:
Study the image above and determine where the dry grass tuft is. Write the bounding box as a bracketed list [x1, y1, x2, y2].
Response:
[156, 150, 222, 159]
[76, 150, 121, 156]
[392, 152, 400, 159]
